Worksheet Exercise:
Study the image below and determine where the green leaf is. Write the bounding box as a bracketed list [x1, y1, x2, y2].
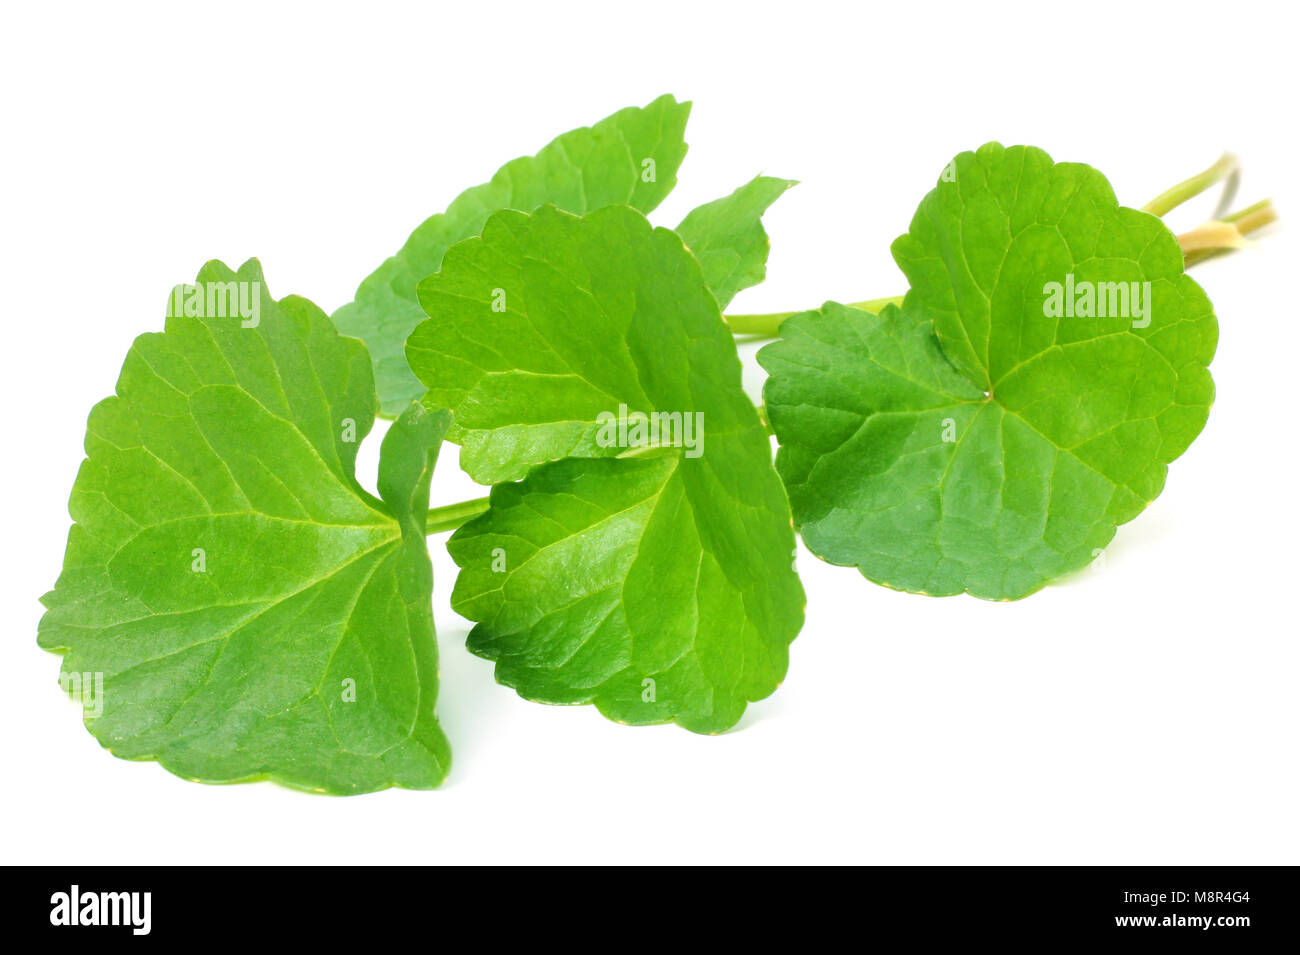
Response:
[334, 94, 691, 416]
[39, 260, 454, 793]
[415, 205, 804, 733]
[676, 175, 796, 308]
[407, 173, 793, 484]
[404, 187, 779, 488]
[759, 143, 1217, 600]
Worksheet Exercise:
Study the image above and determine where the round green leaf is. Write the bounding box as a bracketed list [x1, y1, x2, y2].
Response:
[760, 143, 1217, 599]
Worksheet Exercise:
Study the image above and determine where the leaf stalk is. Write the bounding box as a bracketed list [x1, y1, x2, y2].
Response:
[1142, 152, 1240, 217]
[425, 496, 490, 534]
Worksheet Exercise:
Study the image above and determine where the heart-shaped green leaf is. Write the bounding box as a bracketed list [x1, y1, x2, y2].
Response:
[407, 196, 768, 485]
[410, 205, 805, 732]
[40, 260, 453, 793]
[759, 143, 1217, 599]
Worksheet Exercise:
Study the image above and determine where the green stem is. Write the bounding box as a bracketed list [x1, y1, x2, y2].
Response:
[1222, 196, 1277, 228]
[425, 496, 490, 534]
[725, 295, 904, 338]
[1142, 152, 1239, 217]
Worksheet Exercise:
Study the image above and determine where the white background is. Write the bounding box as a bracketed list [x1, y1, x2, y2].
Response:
[2, 1, 1296, 865]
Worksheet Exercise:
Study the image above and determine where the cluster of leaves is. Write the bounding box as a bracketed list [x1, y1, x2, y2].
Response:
[40, 98, 1219, 793]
